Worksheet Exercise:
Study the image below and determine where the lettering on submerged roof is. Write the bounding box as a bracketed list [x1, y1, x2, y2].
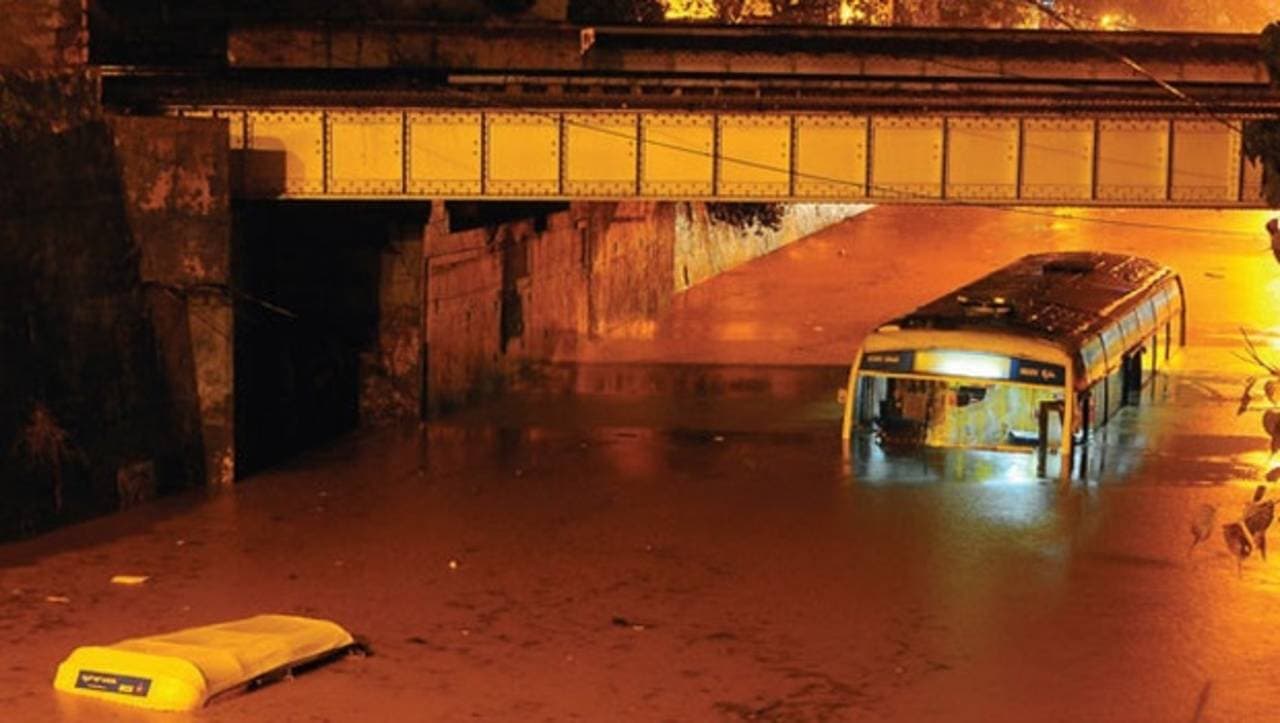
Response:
[75, 670, 152, 697]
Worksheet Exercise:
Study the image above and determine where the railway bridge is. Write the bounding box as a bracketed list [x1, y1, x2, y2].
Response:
[107, 23, 1280, 207]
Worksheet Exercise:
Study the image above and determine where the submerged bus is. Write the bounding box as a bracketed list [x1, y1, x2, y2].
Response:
[841, 252, 1185, 476]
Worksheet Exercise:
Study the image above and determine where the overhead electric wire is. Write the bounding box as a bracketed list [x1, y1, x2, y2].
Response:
[1016, 0, 1246, 136]
[427, 80, 1259, 240]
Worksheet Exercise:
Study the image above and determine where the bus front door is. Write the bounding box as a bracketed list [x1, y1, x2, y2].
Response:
[1036, 399, 1064, 477]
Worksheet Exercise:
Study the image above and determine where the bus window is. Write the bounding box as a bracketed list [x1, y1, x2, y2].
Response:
[855, 373, 1063, 451]
[856, 375, 888, 426]
[1106, 366, 1125, 419]
[1136, 301, 1155, 340]
[1153, 284, 1173, 324]
[1101, 322, 1124, 371]
[1169, 301, 1182, 348]
[1119, 311, 1142, 353]
[1166, 279, 1185, 347]
[1083, 389, 1101, 431]
[1123, 348, 1145, 405]
[1081, 337, 1106, 381]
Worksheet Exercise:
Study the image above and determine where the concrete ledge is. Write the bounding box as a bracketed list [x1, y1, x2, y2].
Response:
[512, 361, 848, 399]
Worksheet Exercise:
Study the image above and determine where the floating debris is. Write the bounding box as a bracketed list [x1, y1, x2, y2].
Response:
[1243, 488, 1276, 561]
[1239, 378, 1257, 415]
[610, 616, 649, 631]
[1223, 522, 1253, 577]
[1189, 504, 1217, 555]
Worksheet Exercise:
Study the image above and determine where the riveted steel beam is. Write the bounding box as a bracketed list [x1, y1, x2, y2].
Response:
[173, 106, 1262, 207]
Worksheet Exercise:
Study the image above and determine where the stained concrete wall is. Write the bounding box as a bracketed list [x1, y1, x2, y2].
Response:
[0, 0, 86, 68]
[589, 202, 677, 338]
[360, 221, 425, 424]
[0, 119, 173, 537]
[1, 22, 234, 536]
[430, 199, 680, 412]
[421, 200, 846, 411]
[109, 115, 234, 488]
[0, 71, 99, 145]
[425, 203, 532, 414]
[675, 203, 873, 291]
[522, 209, 589, 359]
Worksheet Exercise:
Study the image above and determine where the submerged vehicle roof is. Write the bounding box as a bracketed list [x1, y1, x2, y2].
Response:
[877, 251, 1176, 348]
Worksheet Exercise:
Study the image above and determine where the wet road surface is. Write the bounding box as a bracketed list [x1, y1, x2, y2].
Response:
[4, 205, 1280, 721]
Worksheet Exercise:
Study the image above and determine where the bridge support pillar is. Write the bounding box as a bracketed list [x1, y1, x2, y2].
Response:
[109, 114, 234, 488]
[357, 214, 426, 426]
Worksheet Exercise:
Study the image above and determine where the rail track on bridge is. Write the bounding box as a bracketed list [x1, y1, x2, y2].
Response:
[100, 24, 1279, 206]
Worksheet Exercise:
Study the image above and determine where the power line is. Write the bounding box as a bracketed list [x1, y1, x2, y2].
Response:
[1016, 0, 1245, 136]
[432, 82, 1269, 238]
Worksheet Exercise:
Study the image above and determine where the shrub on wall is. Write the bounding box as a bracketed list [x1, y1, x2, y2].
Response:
[706, 202, 784, 233]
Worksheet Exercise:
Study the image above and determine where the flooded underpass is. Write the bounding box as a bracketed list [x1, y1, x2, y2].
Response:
[4, 205, 1280, 721]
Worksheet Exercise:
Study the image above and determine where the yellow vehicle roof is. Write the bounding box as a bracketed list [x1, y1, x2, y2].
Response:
[53, 614, 355, 711]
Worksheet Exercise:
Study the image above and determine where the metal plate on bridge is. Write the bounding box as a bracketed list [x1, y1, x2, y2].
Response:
[247, 110, 325, 196]
[563, 113, 638, 197]
[870, 116, 942, 200]
[945, 117, 1019, 201]
[1171, 120, 1242, 203]
[641, 113, 714, 197]
[1096, 119, 1169, 202]
[407, 111, 481, 196]
[793, 115, 867, 199]
[716, 114, 791, 199]
[1021, 118, 1094, 201]
[327, 110, 403, 196]
[486, 112, 560, 197]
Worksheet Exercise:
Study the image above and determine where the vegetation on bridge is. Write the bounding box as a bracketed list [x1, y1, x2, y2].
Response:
[1244, 22, 1280, 208]
[569, 0, 1272, 31]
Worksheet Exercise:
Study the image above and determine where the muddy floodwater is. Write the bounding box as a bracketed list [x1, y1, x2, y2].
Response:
[4, 206, 1280, 721]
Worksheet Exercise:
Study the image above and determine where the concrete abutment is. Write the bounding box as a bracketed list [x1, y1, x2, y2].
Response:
[421, 200, 867, 409]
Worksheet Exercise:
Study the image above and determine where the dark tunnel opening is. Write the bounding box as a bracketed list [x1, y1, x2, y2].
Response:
[232, 200, 429, 477]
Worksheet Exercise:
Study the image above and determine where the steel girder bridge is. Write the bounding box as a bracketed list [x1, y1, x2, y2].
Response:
[105, 23, 1280, 207]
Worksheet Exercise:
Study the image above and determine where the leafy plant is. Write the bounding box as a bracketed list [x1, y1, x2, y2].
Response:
[1263, 21, 1280, 87]
[707, 202, 784, 232]
[1242, 23, 1280, 208]
[567, 0, 664, 23]
[14, 402, 72, 513]
[1235, 329, 1280, 472]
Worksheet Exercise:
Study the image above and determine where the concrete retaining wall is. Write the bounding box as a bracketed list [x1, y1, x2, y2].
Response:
[0, 0, 85, 69]
[675, 203, 873, 290]
[109, 115, 234, 489]
[422, 200, 852, 410]
[0, 67, 233, 537]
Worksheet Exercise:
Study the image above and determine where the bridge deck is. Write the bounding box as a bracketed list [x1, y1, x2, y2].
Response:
[111, 24, 1276, 206]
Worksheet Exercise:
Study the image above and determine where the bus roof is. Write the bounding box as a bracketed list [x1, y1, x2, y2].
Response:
[879, 252, 1175, 349]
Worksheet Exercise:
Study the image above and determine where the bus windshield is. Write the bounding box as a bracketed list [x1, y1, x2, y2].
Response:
[855, 374, 1065, 452]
